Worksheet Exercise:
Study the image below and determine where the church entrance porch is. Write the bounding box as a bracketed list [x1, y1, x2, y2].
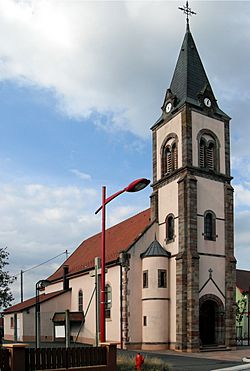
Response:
[199, 295, 225, 348]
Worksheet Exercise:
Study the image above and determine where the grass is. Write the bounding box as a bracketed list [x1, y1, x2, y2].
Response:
[117, 353, 169, 370]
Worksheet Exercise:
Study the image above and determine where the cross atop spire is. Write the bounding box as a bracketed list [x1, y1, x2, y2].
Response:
[178, 1, 196, 30]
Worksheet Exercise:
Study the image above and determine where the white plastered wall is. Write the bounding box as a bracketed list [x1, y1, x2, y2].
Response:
[199, 256, 225, 305]
[40, 291, 71, 341]
[69, 265, 121, 344]
[158, 181, 179, 256]
[156, 113, 182, 181]
[45, 281, 63, 294]
[192, 111, 225, 174]
[142, 256, 169, 346]
[127, 224, 156, 346]
[197, 176, 225, 255]
[157, 174, 179, 346]
[197, 176, 226, 302]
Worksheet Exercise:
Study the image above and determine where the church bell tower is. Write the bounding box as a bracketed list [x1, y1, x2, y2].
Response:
[151, 4, 236, 351]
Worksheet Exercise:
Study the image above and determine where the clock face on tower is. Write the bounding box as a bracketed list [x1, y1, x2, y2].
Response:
[204, 97, 212, 108]
[166, 102, 172, 113]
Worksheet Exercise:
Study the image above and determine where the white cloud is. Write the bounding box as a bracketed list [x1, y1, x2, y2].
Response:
[235, 183, 250, 208]
[108, 205, 142, 227]
[0, 179, 148, 303]
[70, 169, 91, 181]
[2, 1, 249, 138]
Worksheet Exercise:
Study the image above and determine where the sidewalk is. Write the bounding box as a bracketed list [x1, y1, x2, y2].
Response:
[145, 347, 250, 363]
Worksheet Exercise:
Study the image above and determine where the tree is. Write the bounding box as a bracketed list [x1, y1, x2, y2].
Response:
[236, 296, 247, 326]
[0, 247, 16, 309]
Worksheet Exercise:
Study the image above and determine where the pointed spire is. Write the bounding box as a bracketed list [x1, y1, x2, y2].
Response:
[151, 4, 229, 130]
[167, 25, 228, 118]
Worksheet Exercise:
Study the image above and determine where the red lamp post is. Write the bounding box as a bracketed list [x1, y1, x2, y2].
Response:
[95, 178, 150, 343]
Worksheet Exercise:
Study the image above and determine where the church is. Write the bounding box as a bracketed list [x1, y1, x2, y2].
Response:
[4, 7, 236, 352]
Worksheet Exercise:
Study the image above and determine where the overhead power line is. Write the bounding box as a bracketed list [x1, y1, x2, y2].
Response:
[14, 250, 69, 277]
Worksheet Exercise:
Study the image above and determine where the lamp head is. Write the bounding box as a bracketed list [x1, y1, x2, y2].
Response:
[36, 279, 50, 290]
[125, 178, 150, 193]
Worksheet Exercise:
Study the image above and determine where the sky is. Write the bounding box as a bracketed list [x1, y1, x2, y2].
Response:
[1, 0, 250, 305]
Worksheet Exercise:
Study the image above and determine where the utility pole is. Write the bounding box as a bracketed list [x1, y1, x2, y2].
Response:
[248, 286, 250, 346]
[89, 257, 102, 346]
[20, 270, 23, 302]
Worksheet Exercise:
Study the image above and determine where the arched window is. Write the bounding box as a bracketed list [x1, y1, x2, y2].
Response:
[105, 284, 112, 319]
[78, 290, 83, 312]
[198, 132, 219, 171]
[162, 136, 178, 176]
[166, 214, 175, 242]
[204, 211, 216, 241]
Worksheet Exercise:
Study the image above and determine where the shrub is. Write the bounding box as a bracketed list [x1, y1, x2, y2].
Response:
[117, 353, 169, 370]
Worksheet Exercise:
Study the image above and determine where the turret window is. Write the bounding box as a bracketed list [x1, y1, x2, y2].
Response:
[143, 270, 148, 288]
[204, 210, 216, 241]
[162, 136, 178, 176]
[158, 269, 167, 288]
[166, 214, 175, 242]
[198, 132, 219, 172]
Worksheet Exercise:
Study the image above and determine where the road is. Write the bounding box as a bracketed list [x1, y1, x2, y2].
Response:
[119, 349, 246, 371]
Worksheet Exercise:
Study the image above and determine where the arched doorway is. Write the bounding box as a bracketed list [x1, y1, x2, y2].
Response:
[199, 295, 225, 347]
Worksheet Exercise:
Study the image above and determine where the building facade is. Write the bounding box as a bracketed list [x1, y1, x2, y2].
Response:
[4, 21, 236, 352]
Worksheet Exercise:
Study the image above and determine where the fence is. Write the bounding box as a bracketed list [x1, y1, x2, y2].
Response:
[1, 343, 116, 371]
[0, 347, 10, 371]
[25, 346, 107, 370]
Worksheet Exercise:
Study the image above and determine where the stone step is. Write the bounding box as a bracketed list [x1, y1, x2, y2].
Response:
[200, 345, 231, 352]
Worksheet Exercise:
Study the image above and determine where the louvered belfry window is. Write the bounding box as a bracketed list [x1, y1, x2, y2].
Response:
[166, 147, 172, 174]
[207, 142, 215, 170]
[172, 143, 177, 171]
[199, 139, 206, 168]
[199, 135, 217, 171]
[162, 138, 178, 177]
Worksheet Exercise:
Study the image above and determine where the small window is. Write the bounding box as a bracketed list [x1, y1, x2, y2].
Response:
[143, 316, 147, 326]
[105, 284, 112, 319]
[166, 214, 174, 242]
[204, 211, 216, 241]
[78, 290, 83, 312]
[143, 271, 148, 288]
[158, 269, 167, 288]
[10, 317, 14, 329]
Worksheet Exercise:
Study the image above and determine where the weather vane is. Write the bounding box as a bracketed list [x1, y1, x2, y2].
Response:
[179, 1, 196, 28]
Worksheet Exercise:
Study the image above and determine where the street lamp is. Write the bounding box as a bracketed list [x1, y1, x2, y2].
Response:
[35, 279, 50, 349]
[95, 178, 150, 343]
[248, 286, 250, 346]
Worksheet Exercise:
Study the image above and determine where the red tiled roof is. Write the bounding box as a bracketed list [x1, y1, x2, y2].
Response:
[48, 208, 152, 282]
[236, 269, 250, 293]
[4, 290, 68, 314]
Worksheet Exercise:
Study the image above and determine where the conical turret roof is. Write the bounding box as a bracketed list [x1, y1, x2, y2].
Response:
[141, 239, 170, 259]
